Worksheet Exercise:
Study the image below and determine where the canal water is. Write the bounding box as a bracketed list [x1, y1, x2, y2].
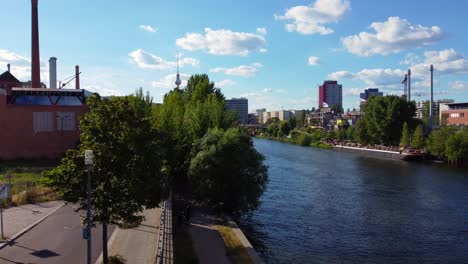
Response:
[240, 138, 468, 263]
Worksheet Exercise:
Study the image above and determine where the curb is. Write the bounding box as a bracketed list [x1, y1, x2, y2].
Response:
[0, 202, 66, 249]
[94, 226, 119, 264]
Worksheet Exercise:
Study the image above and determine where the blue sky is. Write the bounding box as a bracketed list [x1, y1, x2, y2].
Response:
[1, 0, 468, 112]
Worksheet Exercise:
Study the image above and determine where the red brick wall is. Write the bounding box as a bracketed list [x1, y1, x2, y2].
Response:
[442, 109, 468, 126]
[0, 95, 88, 160]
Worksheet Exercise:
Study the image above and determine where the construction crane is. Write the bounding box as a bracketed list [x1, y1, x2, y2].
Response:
[58, 71, 81, 89]
[413, 91, 447, 97]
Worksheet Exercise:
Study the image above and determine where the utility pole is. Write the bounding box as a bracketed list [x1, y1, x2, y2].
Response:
[430, 65, 434, 129]
[84, 150, 93, 264]
[407, 69, 411, 102]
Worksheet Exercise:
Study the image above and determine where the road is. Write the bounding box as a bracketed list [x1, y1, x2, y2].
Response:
[0, 204, 115, 264]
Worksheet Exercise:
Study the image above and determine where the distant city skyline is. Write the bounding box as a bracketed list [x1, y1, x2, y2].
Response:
[1, 0, 467, 111]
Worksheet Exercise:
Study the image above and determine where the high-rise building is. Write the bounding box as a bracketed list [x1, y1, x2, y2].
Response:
[360, 88, 383, 103]
[225, 98, 248, 124]
[319, 81, 342, 109]
[256, 108, 266, 124]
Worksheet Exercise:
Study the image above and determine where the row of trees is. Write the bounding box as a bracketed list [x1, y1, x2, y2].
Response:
[43, 74, 268, 263]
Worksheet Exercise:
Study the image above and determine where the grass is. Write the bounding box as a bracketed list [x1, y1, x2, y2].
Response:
[216, 225, 254, 264]
[0, 159, 57, 184]
[174, 226, 198, 264]
[0, 159, 60, 207]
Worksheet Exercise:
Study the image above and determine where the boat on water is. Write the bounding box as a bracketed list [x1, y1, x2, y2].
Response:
[334, 145, 424, 161]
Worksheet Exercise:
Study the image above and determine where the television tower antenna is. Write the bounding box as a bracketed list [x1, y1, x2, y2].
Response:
[175, 51, 182, 89]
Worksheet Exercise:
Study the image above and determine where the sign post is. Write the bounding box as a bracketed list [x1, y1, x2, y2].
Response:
[84, 150, 93, 264]
[7, 174, 12, 202]
[0, 184, 8, 240]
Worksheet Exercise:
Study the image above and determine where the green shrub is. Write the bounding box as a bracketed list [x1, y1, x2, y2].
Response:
[298, 134, 313, 146]
[109, 255, 126, 264]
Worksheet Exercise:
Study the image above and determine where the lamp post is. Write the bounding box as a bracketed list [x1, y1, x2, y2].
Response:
[84, 150, 93, 264]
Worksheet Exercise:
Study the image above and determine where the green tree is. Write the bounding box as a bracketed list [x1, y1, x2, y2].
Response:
[189, 128, 268, 217]
[445, 127, 468, 161]
[411, 124, 425, 149]
[288, 116, 297, 130]
[43, 91, 167, 264]
[400, 122, 409, 147]
[279, 120, 291, 137]
[426, 126, 457, 159]
[359, 96, 416, 145]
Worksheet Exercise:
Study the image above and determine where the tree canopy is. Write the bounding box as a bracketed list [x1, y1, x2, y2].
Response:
[189, 128, 268, 217]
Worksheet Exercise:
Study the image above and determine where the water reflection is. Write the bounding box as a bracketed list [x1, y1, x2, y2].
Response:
[242, 138, 468, 263]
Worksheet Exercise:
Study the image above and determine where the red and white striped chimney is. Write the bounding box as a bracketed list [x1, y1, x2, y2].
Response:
[31, 0, 41, 88]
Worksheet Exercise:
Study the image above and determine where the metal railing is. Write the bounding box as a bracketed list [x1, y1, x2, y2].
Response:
[156, 199, 173, 264]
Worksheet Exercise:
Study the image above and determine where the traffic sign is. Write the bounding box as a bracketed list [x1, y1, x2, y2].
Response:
[0, 185, 8, 200]
[82, 227, 90, 240]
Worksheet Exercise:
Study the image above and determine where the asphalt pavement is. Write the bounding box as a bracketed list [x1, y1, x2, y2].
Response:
[0, 204, 115, 264]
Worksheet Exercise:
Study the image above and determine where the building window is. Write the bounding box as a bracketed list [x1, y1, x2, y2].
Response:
[57, 112, 76, 131]
[461, 113, 465, 117]
[450, 113, 460, 118]
[33, 112, 54, 133]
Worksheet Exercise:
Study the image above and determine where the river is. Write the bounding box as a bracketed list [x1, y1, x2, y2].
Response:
[240, 138, 468, 263]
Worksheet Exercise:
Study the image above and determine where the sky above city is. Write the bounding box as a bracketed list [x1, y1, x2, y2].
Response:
[1, 0, 468, 112]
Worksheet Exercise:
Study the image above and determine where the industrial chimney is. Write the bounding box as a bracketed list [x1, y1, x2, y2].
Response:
[49, 57, 57, 89]
[75, 65, 80, 89]
[7, 64, 10, 72]
[31, 0, 41, 88]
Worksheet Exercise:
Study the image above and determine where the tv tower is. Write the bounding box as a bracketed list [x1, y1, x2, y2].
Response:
[175, 52, 181, 89]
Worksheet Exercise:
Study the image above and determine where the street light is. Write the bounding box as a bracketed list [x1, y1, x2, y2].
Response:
[84, 150, 93, 264]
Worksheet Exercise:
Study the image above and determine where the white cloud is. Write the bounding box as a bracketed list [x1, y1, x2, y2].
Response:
[128, 49, 199, 70]
[327, 70, 354, 80]
[263, 88, 273, 93]
[176, 28, 267, 56]
[450, 81, 468, 90]
[210, 63, 262, 77]
[215, 79, 235, 87]
[151, 73, 191, 89]
[329, 68, 405, 86]
[260, 48, 268, 53]
[86, 85, 126, 96]
[400, 53, 420, 65]
[256, 27, 267, 35]
[0, 49, 49, 83]
[343, 17, 443, 56]
[240, 92, 260, 97]
[343, 88, 362, 96]
[308, 56, 319, 65]
[410, 48, 468, 78]
[274, 0, 350, 35]
[139, 25, 157, 33]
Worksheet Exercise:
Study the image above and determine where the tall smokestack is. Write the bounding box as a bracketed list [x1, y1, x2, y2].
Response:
[7, 64, 10, 72]
[31, 0, 41, 88]
[49, 57, 57, 89]
[75, 65, 80, 89]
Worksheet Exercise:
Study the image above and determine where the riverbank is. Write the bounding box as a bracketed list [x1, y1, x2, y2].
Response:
[254, 134, 333, 150]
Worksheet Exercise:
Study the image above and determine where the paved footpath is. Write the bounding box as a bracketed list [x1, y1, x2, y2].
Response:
[189, 207, 230, 264]
[98, 207, 161, 264]
[1, 201, 64, 240]
[0, 204, 114, 264]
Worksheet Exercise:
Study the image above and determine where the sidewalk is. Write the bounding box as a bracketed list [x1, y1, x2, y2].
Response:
[100, 207, 161, 264]
[189, 206, 230, 264]
[0, 201, 64, 240]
